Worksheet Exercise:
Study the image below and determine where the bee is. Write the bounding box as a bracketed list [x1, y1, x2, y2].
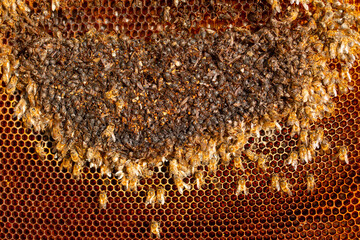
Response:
[299, 130, 308, 146]
[150, 220, 161, 239]
[287, 111, 299, 127]
[70, 149, 81, 163]
[194, 171, 205, 190]
[300, 119, 310, 130]
[321, 139, 330, 152]
[302, 88, 310, 103]
[1, 59, 10, 85]
[290, 124, 300, 138]
[243, 149, 257, 162]
[250, 119, 261, 138]
[128, 177, 139, 192]
[51, 0, 60, 11]
[59, 156, 72, 171]
[218, 143, 231, 165]
[257, 154, 267, 172]
[145, 188, 156, 206]
[120, 175, 129, 190]
[235, 177, 248, 196]
[163, 6, 171, 22]
[100, 163, 112, 178]
[125, 160, 142, 179]
[35, 141, 47, 160]
[312, 128, 324, 149]
[299, 145, 310, 163]
[99, 191, 108, 209]
[207, 138, 217, 160]
[169, 159, 180, 177]
[114, 158, 127, 179]
[267, 0, 281, 13]
[280, 178, 292, 196]
[156, 187, 166, 205]
[55, 140, 68, 157]
[174, 176, 191, 194]
[174, 0, 180, 7]
[13, 98, 27, 120]
[304, 106, 317, 122]
[337, 146, 349, 164]
[51, 119, 63, 142]
[287, 151, 299, 170]
[271, 174, 280, 192]
[6, 75, 17, 95]
[189, 152, 201, 174]
[16, 0, 30, 13]
[233, 156, 245, 171]
[306, 174, 316, 193]
[208, 157, 219, 175]
[72, 162, 82, 180]
[102, 123, 116, 142]
[327, 83, 337, 97]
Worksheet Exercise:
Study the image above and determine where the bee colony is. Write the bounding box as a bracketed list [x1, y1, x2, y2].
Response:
[0, 0, 359, 239]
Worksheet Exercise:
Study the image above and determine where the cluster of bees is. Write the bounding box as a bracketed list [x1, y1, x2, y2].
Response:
[0, 0, 357, 232]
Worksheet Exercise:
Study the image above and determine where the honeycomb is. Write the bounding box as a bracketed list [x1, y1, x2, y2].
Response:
[1, 0, 360, 239]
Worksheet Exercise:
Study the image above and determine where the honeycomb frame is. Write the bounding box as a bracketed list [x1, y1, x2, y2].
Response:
[0, 0, 360, 239]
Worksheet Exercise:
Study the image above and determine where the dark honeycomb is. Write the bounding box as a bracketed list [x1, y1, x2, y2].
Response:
[1, 0, 360, 239]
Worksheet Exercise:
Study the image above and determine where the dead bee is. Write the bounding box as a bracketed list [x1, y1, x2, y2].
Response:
[156, 187, 166, 205]
[35, 141, 47, 160]
[13, 98, 27, 120]
[102, 123, 116, 142]
[271, 174, 280, 192]
[174, 176, 190, 194]
[99, 191, 108, 209]
[145, 187, 156, 206]
[280, 178, 292, 196]
[287, 151, 299, 170]
[150, 220, 161, 238]
[306, 174, 316, 193]
[336, 146, 349, 164]
[194, 171, 205, 190]
[105, 85, 119, 102]
[235, 177, 248, 196]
